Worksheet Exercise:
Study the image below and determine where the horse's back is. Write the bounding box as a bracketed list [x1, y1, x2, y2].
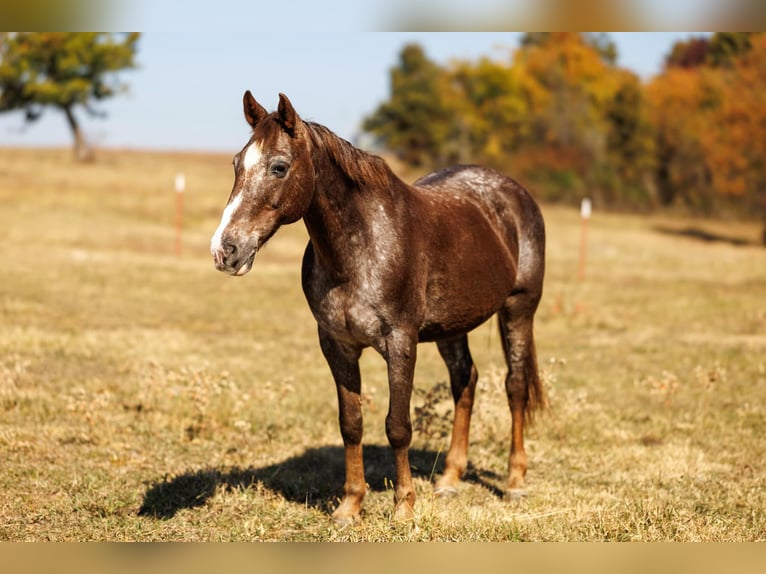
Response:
[414, 165, 541, 230]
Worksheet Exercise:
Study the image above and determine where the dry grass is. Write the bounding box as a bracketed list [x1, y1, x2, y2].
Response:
[0, 147, 764, 541]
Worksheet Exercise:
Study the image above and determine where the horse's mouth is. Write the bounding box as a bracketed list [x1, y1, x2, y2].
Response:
[233, 250, 256, 276]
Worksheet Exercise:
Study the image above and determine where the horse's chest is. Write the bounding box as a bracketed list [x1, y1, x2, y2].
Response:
[304, 275, 388, 348]
[314, 287, 385, 346]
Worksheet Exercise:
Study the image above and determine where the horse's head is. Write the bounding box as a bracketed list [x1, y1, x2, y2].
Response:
[210, 91, 314, 276]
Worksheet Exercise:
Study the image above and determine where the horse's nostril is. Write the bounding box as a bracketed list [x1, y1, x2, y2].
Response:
[222, 240, 237, 258]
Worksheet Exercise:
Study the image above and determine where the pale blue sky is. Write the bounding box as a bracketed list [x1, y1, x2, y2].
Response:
[0, 32, 696, 153]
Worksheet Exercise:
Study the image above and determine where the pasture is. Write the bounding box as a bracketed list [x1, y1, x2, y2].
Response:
[0, 147, 764, 541]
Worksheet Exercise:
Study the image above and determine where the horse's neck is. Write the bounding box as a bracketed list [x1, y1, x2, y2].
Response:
[302, 152, 401, 281]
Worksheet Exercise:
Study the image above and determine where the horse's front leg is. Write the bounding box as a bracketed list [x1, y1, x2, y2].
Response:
[383, 329, 418, 521]
[318, 328, 365, 525]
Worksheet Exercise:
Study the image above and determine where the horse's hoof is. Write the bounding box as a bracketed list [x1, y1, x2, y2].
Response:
[434, 485, 459, 498]
[392, 501, 415, 522]
[504, 488, 528, 501]
[331, 505, 361, 526]
[331, 513, 358, 527]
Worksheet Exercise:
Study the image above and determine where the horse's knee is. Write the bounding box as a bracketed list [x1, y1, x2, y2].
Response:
[385, 416, 412, 449]
[340, 412, 363, 445]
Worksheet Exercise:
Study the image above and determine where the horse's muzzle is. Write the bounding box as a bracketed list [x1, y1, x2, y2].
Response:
[211, 239, 256, 276]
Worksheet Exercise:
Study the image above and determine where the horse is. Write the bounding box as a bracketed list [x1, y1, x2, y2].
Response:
[210, 91, 546, 524]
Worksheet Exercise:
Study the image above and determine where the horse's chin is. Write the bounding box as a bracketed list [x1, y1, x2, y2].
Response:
[234, 250, 256, 276]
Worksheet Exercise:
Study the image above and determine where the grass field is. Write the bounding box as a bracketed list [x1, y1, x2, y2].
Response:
[1, 147, 764, 541]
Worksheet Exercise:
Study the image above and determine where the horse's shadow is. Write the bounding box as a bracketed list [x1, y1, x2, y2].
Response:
[138, 444, 504, 519]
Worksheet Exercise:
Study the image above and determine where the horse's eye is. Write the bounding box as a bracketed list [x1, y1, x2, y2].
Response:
[270, 161, 289, 178]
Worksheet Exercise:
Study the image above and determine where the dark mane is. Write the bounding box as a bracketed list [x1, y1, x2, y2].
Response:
[306, 122, 394, 190]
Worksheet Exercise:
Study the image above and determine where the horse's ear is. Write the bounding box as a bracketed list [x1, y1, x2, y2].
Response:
[277, 93, 299, 137]
[243, 90, 267, 128]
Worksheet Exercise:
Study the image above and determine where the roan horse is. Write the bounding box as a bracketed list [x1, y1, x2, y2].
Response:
[210, 92, 546, 524]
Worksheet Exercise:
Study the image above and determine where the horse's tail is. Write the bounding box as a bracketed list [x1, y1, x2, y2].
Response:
[523, 331, 547, 424]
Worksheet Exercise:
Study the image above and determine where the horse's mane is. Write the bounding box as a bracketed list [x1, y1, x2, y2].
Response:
[305, 122, 394, 190]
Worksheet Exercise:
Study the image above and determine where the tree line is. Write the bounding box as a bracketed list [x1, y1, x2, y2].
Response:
[364, 33, 766, 236]
[2, 33, 763, 238]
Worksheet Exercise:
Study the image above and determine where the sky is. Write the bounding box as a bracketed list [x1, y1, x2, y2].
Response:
[0, 32, 697, 154]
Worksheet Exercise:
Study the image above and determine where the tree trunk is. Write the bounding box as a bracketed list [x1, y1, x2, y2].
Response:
[62, 104, 94, 162]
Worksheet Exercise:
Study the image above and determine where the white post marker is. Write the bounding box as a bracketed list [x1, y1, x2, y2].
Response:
[175, 172, 186, 194]
[578, 197, 591, 281]
[175, 172, 185, 256]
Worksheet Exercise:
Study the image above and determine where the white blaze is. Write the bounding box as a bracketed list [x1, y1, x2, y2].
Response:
[210, 192, 243, 254]
[210, 141, 263, 258]
[242, 141, 263, 171]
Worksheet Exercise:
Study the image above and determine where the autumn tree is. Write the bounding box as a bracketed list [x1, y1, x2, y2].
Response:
[707, 32, 753, 68]
[363, 43, 454, 167]
[0, 32, 140, 161]
[646, 66, 714, 208]
[604, 70, 656, 205]
[664, 36, 711, 69]
[511, 33, 623, 202]
[366, 34, 645, 204]
[521, 32, 617, 65]
[649, 32, 765, 230]
[702, 34, 766, 241]
[365, 32, 765, 231]
[448, 56, 529, 167]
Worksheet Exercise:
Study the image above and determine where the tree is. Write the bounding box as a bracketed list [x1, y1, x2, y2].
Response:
[448, 56, 528, 167]
[513, 32, 622, 200]
[707, 32, 753, 68]
[521, 32, 617, 65]
[702, 34, 766, 242]
[363, 43, 454, 167]
[663, 33, 754, 71]
[646, 67, 714, 209]
[585, 33, 618, 66]
[0, 32, 140, 161]
[366, 34, 637, 205]
[664, 36, 710, 70]
[650, 32, 766, 233]
[604, 70, 656, 205]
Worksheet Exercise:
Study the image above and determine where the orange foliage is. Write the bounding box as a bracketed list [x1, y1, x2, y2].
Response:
[648, 33, 766, 206]
[704, 34, 766, 197]
[515, 33, 619, 148]
[367, 33, 765, 217]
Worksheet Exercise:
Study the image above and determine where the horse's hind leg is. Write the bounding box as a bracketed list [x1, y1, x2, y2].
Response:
[434, 335, 478, 496]
[498, 293, 544, 499]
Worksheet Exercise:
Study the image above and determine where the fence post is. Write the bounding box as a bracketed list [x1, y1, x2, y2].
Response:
[175, 172, 186, 256]
[578, 198, 591, 281]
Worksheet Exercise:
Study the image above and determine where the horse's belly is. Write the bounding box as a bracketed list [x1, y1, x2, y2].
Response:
[418, 309, 497, 342]
[419, 256, 516, 341]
